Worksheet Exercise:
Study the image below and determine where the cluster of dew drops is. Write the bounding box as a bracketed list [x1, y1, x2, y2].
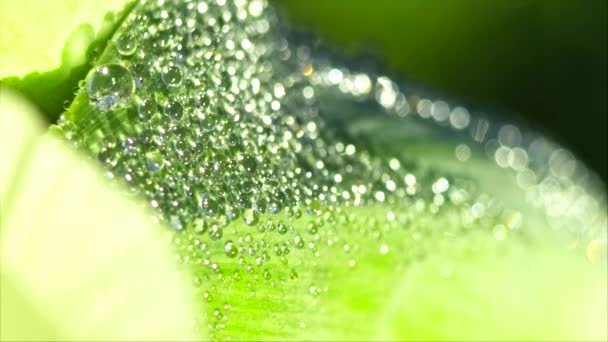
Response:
[58, 0, 607, 338]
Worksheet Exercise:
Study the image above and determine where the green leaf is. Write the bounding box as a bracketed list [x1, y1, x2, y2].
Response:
[0, 87, 200, 341]
[0, 0, 134, 119]
[2, 0, 606, 340]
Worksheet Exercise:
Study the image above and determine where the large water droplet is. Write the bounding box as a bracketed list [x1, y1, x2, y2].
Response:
[87, 64, 134, 110]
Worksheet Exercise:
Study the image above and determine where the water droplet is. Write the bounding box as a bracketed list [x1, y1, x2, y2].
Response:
[294, 235, 304, 249]
[87, 64, 134, 110]
[162, 65, 183, 87]
[170, 216, 183, 231]
[164, 100, 183, 120]
[138, 98, 157, 120]
[307, 222, 318, 234]
[145, 151, 164, 173]
[243, 209, 258, 226]
[209, 225, 223, 240]
[115, 33, 138, 56]
[192, 218, 207, 234]
[198, 193, 219, 217]
[225, 205, 240, 220]
[277, 222, 288, 234]
[290, 269, 299, 280]
[241, 155, 257, 173]
[224, 240, 238, 257]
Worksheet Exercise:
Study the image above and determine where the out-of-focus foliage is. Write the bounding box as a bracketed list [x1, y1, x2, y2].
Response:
[0, 87, 199, 341]
[276, 0, 608, 180]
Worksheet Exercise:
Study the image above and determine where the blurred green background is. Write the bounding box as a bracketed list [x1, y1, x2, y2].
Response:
[274, 0, 607, 181]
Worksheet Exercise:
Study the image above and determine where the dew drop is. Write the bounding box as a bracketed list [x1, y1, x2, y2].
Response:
[241, 155, 257, 173]
[115, 33, 138, 56]
[225, 205, 240, 221]
[243, 209, 258, 226]
[138, 98, 157, 120]
[198, 193, 219, 217]
[224, 240, 238, 257]
[192, 218, 207, 234]
[294, 235, 305, 249]
[164, 100, 183, 120]
[209, 225, 223, 240]
[87, 64, 134, 110]
[277, 222, 288, 234]
[145, 150, 164, 173]
[170, 216, 183, 231]
[162, 65, 183, 87]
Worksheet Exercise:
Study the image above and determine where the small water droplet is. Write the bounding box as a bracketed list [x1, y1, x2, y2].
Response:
[192, 218, 207, 234]
[162, 65, 183, 87]
[290, 269, 298, 279]
[138, 98, 157, 120]
[115, 33, 138, 56]
[145, 151, 164, 173]
[209, 225, 223, 240]
[170, 216, 183, 231]
[243, 209, 258, 226]
[224, 240, 238, 257]
[277, 222, 288, 234]
[164, 100, 183, 120]
[294, 235, 304, 249]
[241, 155, 257, 173]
